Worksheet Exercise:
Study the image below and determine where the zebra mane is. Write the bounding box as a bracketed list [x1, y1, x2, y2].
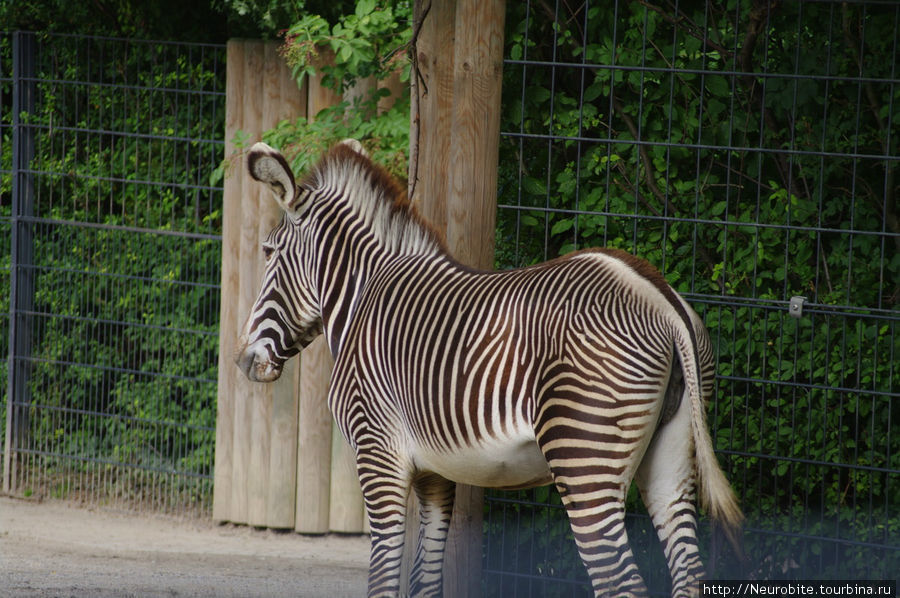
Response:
[301, 143, 446, 257]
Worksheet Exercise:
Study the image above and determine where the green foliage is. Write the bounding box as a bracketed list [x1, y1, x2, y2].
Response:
[0, 0, 229, 42]
[261, 0, 412, 178]
[2, 34, 223, 511]
[282, 0, 411, 89]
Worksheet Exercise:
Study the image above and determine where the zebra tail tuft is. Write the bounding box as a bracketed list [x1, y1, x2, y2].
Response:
[694, 415, 745, 559]
[677, 322, 745, 559]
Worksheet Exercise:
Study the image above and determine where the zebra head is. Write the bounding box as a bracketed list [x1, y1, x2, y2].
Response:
[235, 142, 322, 383]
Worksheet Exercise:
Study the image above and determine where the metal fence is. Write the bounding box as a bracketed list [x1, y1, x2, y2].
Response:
[484, 0, 898, 593]
[1, 4, 898, 592]
[1, 32, 225, 516]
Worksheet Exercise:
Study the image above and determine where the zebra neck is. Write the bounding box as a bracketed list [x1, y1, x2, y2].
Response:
[315, 216, 441, 357]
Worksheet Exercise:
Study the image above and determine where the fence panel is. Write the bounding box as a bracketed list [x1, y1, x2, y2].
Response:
[485, 0, 899, 593]
[1, 32, 225, 517]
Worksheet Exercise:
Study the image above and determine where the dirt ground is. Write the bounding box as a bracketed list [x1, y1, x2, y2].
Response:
[0, 496, 370, 597]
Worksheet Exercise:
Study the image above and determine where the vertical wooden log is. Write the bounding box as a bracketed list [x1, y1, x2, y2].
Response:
[443, 4, 505, 595]
[404, 3, 460, 587]
[446, 0, 505, 271]
[295, 335, 335, 533]
[409, 0, 458, 230]
[248, 43, 308, 529]
[213, 39, 245, 523]
[230, 40, 265, 525]
[266, 358, 299, 527]
[266, 54, 307, 530]
[295, 57, 342, 534]
[328, 420, 364, 532]
[246, 43, 287, 528]
[411, 1, 506, 595]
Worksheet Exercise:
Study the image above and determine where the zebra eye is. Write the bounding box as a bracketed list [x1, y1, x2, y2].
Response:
[262, 245, 275, 260]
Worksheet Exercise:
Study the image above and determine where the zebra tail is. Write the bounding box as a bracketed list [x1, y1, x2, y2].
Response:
[676, 321, 745, 557]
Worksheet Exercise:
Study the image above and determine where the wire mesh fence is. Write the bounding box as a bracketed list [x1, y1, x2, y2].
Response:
[485, 0, 899, 593]
[1, 32, 225, 516]
[1, 3, 897, 590]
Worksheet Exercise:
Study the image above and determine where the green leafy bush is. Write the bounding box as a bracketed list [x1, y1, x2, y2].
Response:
[2, 34, 224, 512]
[265, 0, 412, 178]
[493, 0, 899, 584]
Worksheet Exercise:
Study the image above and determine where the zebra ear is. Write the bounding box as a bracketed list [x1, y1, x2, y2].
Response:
[247, 142, 308, 216]
[338, 138, 368, 157]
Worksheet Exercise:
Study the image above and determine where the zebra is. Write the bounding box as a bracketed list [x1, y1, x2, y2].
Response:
[235, 139, 743, 597]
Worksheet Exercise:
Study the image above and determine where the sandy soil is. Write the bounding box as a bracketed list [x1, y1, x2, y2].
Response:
[0, 496, 370, 597]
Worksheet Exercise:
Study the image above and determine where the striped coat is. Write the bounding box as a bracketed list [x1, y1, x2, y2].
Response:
[236, 141, 743, 597]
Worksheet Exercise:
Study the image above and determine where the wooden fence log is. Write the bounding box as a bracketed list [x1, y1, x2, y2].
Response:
[246, 44, 285, 528]
[443, 3, 505, 593]
[213, 38, 245, 523]
[267, 358, 299, 528]
[293, 57, 343, 534]
[295, 335, 334, 533]
[409, 0, 506, 595]
[447, 0, 504, 271]
[403, 3, 461, 587]
[409, 0, 457, 229]
[263, 46, 306, 529]
[230, 39, 265, 525]
[328, 420, 365, 532]
[324, 74, 375, 534]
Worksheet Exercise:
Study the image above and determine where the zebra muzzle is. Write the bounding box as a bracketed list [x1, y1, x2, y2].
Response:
[235, 341, 284, 383]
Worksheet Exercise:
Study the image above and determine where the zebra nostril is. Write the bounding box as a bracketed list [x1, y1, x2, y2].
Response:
[235, 348, 255, 380]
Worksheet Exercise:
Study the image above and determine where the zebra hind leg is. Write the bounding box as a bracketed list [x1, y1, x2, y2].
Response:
[409, 473, 456, 597]
[536, 400, 651, 597]
[634, 388, 705, 597]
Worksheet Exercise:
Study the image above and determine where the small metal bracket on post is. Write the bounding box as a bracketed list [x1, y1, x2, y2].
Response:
[789, 296, 807, 319]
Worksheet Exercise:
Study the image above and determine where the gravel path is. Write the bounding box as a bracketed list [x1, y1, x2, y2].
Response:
[0, 497, 370, 597]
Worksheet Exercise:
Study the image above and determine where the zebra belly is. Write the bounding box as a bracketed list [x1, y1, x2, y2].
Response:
[412, 436, 552, 490]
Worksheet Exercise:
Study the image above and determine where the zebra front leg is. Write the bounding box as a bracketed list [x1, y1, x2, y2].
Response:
[409, 473, 456, 597]
[635, 390, 705, 597]
[358, 451, 413, 598]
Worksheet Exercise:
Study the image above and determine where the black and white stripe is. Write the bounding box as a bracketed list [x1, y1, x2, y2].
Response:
[236, 141, 743, 597]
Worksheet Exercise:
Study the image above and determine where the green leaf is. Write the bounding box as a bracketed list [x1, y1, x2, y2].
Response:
[356, 0, 375, 18]
[705, 75, 730, 97]
[550, 218, 574, 236]
[522, 176, 547, 196]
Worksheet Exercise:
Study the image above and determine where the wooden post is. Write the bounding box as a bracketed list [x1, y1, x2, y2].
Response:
[446, 0, 505, 271]
[295, 336, 334, 533]
[212, 39, 245, 523]
[294, 57, 342, 534]
[230, 40, 265, 526]
[215, 40, 306, 529]
[262, 45, 306, 529]
[409, 0, 457, 228]
[410, 0, 506, 595]
[246, 46, 284, 527]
